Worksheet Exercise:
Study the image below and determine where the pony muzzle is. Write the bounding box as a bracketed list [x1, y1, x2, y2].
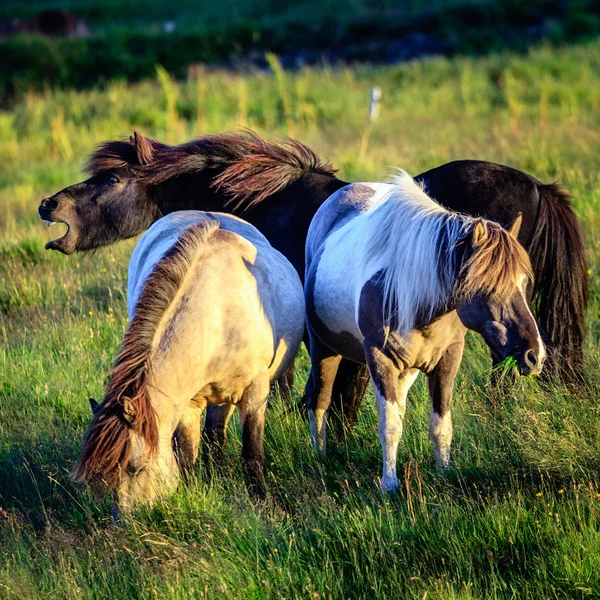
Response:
[518, 347, 545, 376]
[38, 197, 79, 254]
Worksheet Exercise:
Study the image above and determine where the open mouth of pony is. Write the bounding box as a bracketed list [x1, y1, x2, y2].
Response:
[38, 209, 73, 253]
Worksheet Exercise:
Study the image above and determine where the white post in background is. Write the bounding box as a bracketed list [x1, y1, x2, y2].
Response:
[359, 86, 382, 163]
[369, 86, 382, 123]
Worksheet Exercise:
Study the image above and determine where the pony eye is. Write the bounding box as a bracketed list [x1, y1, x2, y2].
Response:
[105, 174, 120, 185]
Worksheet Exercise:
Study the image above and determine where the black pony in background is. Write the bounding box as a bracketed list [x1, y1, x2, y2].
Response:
[39, 131, 588, 424]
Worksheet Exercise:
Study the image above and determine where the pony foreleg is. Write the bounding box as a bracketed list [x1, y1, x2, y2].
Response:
[239, 376, 270, 500]
[366, 345, 419, 493]
[305, 332, 342, 455]
[202, 403, 236, 477]
[174, 398, 207, 477]
[427, 340, 464, 471]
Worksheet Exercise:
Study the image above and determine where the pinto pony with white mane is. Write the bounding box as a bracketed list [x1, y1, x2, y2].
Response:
[304, 172, 545, 492]
[74, 211, 304, 510]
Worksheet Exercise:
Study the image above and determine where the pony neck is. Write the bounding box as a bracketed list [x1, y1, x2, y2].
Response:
[358, 175, 473, 335]
[150, 171, 222, 216]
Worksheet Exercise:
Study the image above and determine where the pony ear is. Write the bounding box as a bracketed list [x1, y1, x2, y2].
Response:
[133, 131, 153, 166]
[506, 213, 523, 239]
[89, 397, 101, 416]
[122, 396, 136, 425]
[472, 220, 488, 244]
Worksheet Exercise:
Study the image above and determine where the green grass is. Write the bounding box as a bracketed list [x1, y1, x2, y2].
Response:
[1, 40, 600, 599]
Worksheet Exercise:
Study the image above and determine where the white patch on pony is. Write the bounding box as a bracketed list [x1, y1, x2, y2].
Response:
[308, 408, 327, 455]
[428, 410, 453, 471]
[312, 183, 391, 340]
[376, 369, 419, 493]
[519, 274, 546, 368]
[309, 174, 475, 343]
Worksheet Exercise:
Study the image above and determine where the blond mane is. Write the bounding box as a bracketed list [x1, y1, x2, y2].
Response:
[458, 220, 533, 301]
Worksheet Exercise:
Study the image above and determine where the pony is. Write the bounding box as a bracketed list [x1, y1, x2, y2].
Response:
[73, 211, 305, 510]
[304, 173, 545, 491]
[38, 130, 585, 414]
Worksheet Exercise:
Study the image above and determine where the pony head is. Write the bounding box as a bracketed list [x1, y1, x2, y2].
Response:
[38, 132, 166, 254]
[38, 129, 336, 254]
[75, 391, 177, 514]
[454, 215, 545, 375]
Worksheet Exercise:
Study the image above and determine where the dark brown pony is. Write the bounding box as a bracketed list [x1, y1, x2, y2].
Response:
[39, 131, 587, 403]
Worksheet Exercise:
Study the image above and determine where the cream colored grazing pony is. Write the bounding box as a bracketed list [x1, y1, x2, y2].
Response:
[74, 211, 305, 511]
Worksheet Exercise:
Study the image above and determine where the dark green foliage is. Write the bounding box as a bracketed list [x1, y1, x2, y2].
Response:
[2, 0, 600, 102]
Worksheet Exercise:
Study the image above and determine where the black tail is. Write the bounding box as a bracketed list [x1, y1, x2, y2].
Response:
[529, 183, 588, 380]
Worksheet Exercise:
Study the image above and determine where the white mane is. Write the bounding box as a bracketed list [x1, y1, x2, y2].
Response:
[358, 170, 471, 334]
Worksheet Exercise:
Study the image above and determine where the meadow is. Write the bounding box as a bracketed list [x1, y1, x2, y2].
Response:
[1, 39, 600, 599]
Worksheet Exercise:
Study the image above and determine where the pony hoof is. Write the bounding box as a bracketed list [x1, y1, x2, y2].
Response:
[379, 477, 400, 494]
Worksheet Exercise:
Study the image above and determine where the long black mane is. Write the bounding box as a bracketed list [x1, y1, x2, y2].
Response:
[87, 130, 338, 212]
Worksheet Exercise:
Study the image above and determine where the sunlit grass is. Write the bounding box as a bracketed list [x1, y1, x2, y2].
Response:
[0, 40, 599, 599]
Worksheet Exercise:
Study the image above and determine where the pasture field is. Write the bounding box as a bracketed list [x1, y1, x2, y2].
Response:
[1, 40, 600, 599]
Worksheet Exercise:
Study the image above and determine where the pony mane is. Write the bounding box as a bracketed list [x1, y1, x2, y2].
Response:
[458, 220, 533, 302]
[86, 130, 337, 211]
[359, 171, 532, 334]
[74, 218, 220, 489]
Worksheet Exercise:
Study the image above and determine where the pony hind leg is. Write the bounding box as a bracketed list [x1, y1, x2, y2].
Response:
[427, 340, 464, 471]
[239, 375, 270, 500]
[271, 362, 295, 404]
[304, 330, 342, 455]
[174, 397, 207, 478]
[365, 344, 419, 493]
[202, 403, 236, 477]
[328, 360, 371, 433]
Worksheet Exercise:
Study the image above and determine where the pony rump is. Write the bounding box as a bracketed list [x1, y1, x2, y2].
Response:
[74, 217, 221, 489]
[457, 220, 533, 301]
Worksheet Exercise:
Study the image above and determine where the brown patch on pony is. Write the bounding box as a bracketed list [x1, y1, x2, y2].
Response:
[458, 220, 533, 301]
[73, 217, 221, 490]
[85, 130, 337, 211]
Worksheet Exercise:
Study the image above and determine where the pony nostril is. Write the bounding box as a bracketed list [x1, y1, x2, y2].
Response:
[42, 197, 59, 210]
[525, 349, 537, 366]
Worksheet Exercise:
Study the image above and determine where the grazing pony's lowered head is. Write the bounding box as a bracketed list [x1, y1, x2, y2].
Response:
[38, 129, 337, 254]
[73, 382, 171, 512]
[76, 392, 167, 512]
[454, 216, 545, 375]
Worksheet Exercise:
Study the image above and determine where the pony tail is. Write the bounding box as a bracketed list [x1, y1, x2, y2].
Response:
[529, 184, 588, 378]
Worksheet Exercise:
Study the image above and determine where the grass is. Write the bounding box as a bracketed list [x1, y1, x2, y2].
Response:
[1, 39, 600, 598]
